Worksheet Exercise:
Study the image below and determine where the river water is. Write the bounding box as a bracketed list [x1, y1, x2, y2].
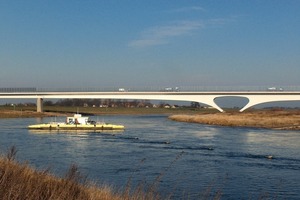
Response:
[0, 115, 299, 199]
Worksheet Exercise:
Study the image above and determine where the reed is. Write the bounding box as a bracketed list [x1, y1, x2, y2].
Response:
[169, 109, 300, 130]
[0, 147, 223, 200]
[0, 105, 215, 118]
[0, 146, 198, 200]
[0, 147, 162, 200]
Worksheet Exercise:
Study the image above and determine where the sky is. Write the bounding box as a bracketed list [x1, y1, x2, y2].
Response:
[1, 0, 300, 90]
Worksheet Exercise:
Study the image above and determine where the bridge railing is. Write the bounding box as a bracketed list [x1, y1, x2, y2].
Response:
[0, 88, 37, 92]
[1, 86, 300, 92]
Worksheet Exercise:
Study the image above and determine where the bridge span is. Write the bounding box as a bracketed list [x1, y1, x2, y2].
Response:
[1, 91, 300, 113]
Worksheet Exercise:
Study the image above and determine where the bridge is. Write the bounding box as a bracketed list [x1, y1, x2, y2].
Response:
[1, 90, 300, 113]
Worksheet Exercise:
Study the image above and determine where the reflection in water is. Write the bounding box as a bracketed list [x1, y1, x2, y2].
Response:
[35, 117, 43, 124]
[28, 129, 124, 135]
[0, 115, 299, 199]
[246, 131, 300, 149]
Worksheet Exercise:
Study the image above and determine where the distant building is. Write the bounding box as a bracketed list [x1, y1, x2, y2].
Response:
[164, 104, 171, 108]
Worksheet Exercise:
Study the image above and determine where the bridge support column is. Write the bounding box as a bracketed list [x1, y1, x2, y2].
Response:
[203, 100, 224, 112]
[37, 98, 43, 113]
[189, 96, 224, 112]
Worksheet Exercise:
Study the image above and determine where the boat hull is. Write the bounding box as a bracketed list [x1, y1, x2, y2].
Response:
[28, 123, 125, 130]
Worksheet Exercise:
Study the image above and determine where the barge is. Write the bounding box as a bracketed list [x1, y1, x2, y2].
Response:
[28, 114, 125, 130]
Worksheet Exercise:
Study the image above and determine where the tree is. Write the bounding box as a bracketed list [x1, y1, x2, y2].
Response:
[191, 102, 201, 108]
[44, 100, 54, 106]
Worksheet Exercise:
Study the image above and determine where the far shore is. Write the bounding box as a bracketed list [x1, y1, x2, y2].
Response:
[169, 109, 300, 130]
[0, 109, 67, 118]
[0, 106, 214, 118]
[1, 106, 300, 130]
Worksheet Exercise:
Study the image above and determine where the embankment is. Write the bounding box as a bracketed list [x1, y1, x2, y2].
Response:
[0, 147, 159, 200]
[0, 110, 66, 118]
[169, 109, 300, 130]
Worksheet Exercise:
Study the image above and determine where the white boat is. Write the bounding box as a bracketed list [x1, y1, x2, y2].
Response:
[28, 114, 125, 130]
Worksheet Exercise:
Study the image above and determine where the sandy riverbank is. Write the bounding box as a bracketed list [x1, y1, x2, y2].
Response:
[2, 107, 300, 130]
[0, 110, 66, 118]
[169, 109, 300, 130]
[0, 106, 205, 118]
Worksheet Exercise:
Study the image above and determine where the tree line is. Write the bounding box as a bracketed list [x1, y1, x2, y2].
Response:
[44, 99, 158, 108]
[3, 99, 201, 108]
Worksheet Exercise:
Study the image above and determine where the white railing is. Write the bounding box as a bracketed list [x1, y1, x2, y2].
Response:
[1, 85, 300, 92]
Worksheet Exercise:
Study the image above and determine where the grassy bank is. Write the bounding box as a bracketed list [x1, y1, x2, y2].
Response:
[1, 148, 217, 200]
[169, 109, 300, 130]
[0, 147, 160, 200]
[0, 105, 217, 118]
[2, 105, 300, 130]
[0, 147, 226, 200]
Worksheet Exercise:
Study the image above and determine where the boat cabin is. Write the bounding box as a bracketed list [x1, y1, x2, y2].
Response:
[67, 114, 89, 125]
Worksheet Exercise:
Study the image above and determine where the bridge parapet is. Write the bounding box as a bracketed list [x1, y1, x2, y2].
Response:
[2, 86, 300, 92]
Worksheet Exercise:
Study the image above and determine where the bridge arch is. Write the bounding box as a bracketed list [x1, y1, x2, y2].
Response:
[239, 94, 300, 112]
[193, 94, 300, 112]
[214, 96, 249, 110]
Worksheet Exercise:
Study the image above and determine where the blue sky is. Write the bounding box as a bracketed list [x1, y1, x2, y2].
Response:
[0, 0, 300, 90]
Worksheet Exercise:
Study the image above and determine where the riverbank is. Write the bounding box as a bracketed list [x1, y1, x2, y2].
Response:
[0, 106, 213, 118]
[0, 147, 159, 200]
[169, 109, 300, 130]
[0, 110, 66, 118]
[2, 106, 300, 130]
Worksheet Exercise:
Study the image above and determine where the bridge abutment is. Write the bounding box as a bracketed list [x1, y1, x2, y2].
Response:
[37, 98, 43, 113]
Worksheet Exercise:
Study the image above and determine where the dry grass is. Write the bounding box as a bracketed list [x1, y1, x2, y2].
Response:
[0, 147, 161, 200]
[0, 109, 65, 118]
[0, 106, 213, 118]
[169, 109, 300, 130]
[0, 147, 223, 200]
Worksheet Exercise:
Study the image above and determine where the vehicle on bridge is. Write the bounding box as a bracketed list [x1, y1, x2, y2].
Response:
[28, 114, 125, 131]
[162, 87, 180, 92]
[267, 87, 284, 91]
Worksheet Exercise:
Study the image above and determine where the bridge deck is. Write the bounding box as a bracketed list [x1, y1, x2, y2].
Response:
[1, 91, 300, 113]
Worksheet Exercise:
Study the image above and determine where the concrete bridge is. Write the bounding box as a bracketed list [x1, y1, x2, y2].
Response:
[1, 91, 300, 112]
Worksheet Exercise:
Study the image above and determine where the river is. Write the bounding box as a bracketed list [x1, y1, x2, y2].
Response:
[0, 115, 299, 199]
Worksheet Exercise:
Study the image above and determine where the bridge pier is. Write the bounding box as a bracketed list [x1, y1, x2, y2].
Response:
[37, 98, 43, 113]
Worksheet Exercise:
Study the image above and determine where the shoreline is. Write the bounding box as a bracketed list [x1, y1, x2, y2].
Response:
[0, 106, 209, 118]
[168, 109, 300, 130]
[0, 110, 67, 118]
[1, 107, 300, 130]
[0, 147, 157, 200]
